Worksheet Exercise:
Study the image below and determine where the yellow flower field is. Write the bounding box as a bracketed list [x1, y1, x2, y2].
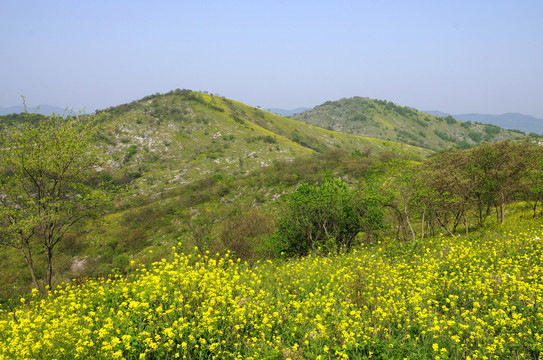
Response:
[1, 223, 543, 359]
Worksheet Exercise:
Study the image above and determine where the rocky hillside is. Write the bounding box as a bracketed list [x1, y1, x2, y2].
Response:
[91, 90, 430, 196]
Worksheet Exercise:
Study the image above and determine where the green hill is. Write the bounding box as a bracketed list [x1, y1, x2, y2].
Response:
[291, 97, 526, 150]
[1, 90, 534, 302]
[92, 90, 430, 194]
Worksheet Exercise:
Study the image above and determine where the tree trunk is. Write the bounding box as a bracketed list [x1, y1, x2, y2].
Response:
[532, 200, 538, 218]
[464, 211, 469, 237]
[19, 247, 40, 292]
[420, 207, 426, 243]
[434, 210, 455, 237]
[387, 205, 405, 241]
[500, 198, 506, 223]
[401, 201, 416, 244]
[44, 246, 54, 293]
[452, 212, 462, 233]
[478, 205, 484, 226]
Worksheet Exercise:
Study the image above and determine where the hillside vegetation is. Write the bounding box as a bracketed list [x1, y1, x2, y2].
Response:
[0, 91, 541, 304]
[291, 97, 525, 151]
[0, 90, 429, 301]
[2, 91, 430, 194]
[91, 90, 429, 193]
[1, 91, 543, 360]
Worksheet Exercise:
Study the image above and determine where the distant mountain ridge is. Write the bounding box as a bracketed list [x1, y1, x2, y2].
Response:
[0, 105, 66, 116]
[264, 107, 312, 117]
[425, 111, 543, 134]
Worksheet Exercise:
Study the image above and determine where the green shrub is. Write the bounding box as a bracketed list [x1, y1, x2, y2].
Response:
[271, 178, 367, 256]
[349, 114, 367, 122]
[468, 131, 482, 142]
[445, 115, 457, 124]
[484, 124, 501, 139]
[434, 130, 457, 143]
[124, 144, 138, 162]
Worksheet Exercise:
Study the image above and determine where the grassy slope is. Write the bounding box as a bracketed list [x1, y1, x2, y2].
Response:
[1, 207, 542, 359]
[291, 97, 526, 151]
[94, 91, 430, 194]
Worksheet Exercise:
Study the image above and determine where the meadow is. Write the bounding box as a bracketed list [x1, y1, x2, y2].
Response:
[1, 210, 542, 360]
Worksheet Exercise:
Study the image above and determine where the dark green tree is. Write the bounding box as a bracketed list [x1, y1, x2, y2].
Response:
[359, 179, 387, 243]
[272, 178, 371, 256]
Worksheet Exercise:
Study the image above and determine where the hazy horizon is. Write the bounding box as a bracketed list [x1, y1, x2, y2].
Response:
[2, 1, 542, 118]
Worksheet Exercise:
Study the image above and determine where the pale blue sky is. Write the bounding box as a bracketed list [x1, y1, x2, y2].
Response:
[1, 0, 542, 117]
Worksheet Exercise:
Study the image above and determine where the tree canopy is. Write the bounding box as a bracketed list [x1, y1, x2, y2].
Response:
[272, 178, 382, 256]
[0, 112, 111, 292]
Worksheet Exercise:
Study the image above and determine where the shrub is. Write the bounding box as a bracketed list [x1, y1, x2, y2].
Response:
[219, 206, 275, 260]
[445, 115, 457, 124]
[271, 178, 366, 256]
[124, 144, 138, 162]
[349, 114, 367, 122]
[414, 118, 428, 127]
[468, 131, 482, 142]
[484, 124, 501, 139]
[434, 130, 457, 143]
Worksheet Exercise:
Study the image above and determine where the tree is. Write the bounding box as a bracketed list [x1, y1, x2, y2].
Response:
[375, 159, 429, 243]
[445, 115, 457, 125]
[422, 150, 473, 236]
[272, 178, 370, 257]
[519, 148, 543, 218]
[358, 180, 387, 243]
[0, 112, 111, 293]
[422, 140, 540, 232]
[466, 140, 538, 223]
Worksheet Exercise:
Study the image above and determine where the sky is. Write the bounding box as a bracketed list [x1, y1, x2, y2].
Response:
[1, 0, 542, 117]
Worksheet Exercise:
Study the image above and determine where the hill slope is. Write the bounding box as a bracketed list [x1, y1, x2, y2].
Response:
[291, 97, 526, 150]
[0, 105, 66, 116]
[0, 90, 433, 300]
[92, 90, 430, 194]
